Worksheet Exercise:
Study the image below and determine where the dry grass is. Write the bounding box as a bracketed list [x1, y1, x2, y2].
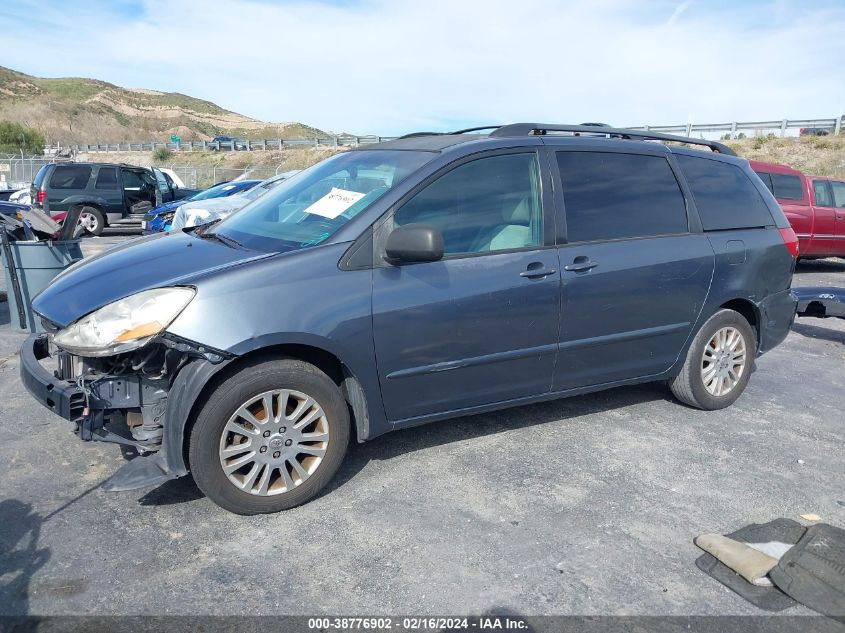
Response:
[727, 134, 845, 178]
[0, 65, 326, 144]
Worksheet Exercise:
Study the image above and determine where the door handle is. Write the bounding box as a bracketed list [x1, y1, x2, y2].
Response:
[564, 257, 599, 273]
[520, 266, 557, 279]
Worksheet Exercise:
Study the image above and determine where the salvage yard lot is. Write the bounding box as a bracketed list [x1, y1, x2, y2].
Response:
[0, 235, 843, 616]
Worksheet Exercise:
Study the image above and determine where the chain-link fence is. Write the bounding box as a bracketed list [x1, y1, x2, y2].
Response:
[0, 156, 296, 191]
[164, 165, 286, 189]
[0, 155, 54, 190]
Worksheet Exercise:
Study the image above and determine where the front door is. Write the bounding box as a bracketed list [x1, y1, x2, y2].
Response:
[830, 181, 845, 251]
[551, 149, 714, 390]
[810, 179, 838, 255]
[372, 150, 561, 422]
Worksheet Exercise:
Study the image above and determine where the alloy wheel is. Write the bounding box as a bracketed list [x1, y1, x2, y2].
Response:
[218, 389, 330, 496]
[701, 326, 747, 397]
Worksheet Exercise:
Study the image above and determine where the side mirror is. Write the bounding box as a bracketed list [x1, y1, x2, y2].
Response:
[385, 224, 444, 263]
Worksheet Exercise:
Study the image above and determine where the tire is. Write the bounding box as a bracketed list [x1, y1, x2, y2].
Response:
[78, 206, 105, 236]
[188, 358, 350, 515]
[669, 309, 756, 410]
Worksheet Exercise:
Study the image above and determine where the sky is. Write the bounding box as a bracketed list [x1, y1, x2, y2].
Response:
[1, 0, 844, 136]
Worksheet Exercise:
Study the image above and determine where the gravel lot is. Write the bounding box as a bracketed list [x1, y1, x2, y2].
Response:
[0, 233, 843, 616]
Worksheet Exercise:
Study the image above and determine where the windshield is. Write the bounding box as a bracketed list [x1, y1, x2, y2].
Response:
[189, 181, 246, 201]
[213, 150, 433, 252]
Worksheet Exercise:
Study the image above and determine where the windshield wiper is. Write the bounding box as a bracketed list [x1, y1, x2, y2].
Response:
[196, 227, 244, 248]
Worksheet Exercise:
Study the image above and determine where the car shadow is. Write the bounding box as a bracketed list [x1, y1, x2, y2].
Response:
[0, 500, 50, 616]
[324, 382, 669, 498]
[137, 477, 204, 506]
[136, 383, 669, 508]
[794, 257, 845, 274]
[791, 320, 845, 344]
[0, 299, 10, 327]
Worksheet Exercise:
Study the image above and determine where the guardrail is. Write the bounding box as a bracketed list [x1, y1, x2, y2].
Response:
[45, 135, 399, 154]
[625, 116, 843, 137]
[34, 115, 845, 155]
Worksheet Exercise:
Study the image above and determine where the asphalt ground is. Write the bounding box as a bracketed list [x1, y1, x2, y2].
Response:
[0, 233, 843, 617]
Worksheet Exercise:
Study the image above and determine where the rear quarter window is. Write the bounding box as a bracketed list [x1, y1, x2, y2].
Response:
[770, 173, 804, 201]
[49, 165, 92, 190]
[676, 155, 774, 231]
[32, 164, 49, 187]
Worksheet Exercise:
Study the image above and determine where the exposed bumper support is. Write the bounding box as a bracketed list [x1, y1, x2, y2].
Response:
[793, 287, 845, 320]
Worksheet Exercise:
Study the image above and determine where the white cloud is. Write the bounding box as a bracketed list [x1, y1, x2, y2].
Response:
[1, 0, 844, 135]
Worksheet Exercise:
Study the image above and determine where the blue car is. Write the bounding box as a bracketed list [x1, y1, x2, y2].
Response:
[142, 180, 260, 234]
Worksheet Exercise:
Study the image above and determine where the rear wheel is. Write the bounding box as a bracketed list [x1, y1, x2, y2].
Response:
[669, 309, 756, 410]
[78, 206, 105, 236]
[188, 358, 350, 515]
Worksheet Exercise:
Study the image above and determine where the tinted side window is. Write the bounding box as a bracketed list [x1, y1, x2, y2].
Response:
[95, 167, 118, 190]
[49, 165, 92, 190]
[121, 170, 145, 189]
[33, 165, 49, 187]
[831, 181, 845, 209]
[676, 155, 774, 231]
[813, 181, 833, 207]
[770, 173, 804, 200]
[556, 152, 687, 243]
[394, 153, 543, 256]
[754, 171, 774, 194]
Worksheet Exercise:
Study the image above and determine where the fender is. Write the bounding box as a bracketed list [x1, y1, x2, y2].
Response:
[161, 332, 389, 476]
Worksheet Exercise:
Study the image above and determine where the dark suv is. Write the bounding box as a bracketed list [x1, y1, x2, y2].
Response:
[21, 124, 798, 514]
[30, 162, 198, 235]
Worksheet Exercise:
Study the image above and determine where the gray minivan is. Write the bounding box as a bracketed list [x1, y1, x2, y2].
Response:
[21, 124, 798, 514]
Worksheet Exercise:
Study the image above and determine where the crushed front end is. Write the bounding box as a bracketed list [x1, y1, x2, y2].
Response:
[20, 326, 230, 491]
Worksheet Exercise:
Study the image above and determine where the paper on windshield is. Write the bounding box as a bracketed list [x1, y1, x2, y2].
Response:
[303, 187, 365, 219]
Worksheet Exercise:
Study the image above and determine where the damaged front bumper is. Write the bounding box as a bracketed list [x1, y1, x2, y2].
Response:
[20, 333, 228, 491]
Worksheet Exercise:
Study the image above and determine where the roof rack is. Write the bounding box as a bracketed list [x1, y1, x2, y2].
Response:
[396, 131, 444, 139]
[449, 125, 503, 134]
[489, 123, 736, 156]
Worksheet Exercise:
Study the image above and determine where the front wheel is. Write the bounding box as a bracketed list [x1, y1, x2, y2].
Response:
[669, 309, 756, 410]
[188, 358, 350, 514]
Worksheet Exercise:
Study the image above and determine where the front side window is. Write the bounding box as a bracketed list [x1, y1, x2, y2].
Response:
[813, 181, 833, 207]
[557, 151, 687, 243]
[831, 181, 845, 209]
[393, 153, 542, 256]
[49, 165, 92, 189]
[215, 150, 433, 252]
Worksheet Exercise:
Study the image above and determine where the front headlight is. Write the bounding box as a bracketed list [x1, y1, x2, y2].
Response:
[54, 287, 195, 357]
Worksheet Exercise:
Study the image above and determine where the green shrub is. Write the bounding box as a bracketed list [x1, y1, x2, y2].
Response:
[0, 121, 44, 154]
[153, 146, 172, 161]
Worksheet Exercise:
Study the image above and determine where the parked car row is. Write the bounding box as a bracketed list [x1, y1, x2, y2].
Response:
[750, 160, 845, 259]
[29, 162, 200, 235]
[142, 179, 261, 234]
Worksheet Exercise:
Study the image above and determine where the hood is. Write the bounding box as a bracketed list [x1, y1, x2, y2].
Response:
[179, 195, 250, 213]
[32, 230, 272, 328]
[148, 200, 184, 216]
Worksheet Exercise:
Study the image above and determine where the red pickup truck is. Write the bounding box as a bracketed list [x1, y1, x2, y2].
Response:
[751, 160, 845, 258]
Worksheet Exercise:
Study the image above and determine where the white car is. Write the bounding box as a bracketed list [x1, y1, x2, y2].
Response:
[9, 188, 31, 205]
[170, 171, 298, 231]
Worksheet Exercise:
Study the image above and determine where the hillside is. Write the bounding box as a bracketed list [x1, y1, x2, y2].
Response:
[726, 133, 845, 179]
[0, 66, 325, 145]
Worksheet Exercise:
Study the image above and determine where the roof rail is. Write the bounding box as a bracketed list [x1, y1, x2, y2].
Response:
[397, 132, 444, 139]
[489, 123, 736, 156]
[449, 125, 503, 134]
